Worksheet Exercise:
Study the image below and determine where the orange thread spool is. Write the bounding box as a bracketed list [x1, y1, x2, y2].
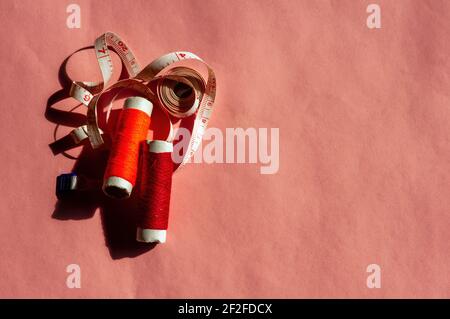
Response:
[103, 96, 153, 199]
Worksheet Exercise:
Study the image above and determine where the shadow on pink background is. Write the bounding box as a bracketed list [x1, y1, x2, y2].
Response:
[0, 0, 449, 298]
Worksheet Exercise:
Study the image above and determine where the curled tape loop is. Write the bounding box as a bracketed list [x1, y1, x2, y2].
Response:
[66, 32, 216, 169]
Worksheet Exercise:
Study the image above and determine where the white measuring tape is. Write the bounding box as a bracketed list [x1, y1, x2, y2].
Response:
[66, 31, 217, 168]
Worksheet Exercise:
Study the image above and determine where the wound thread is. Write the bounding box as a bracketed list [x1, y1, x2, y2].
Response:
[137, 140, 173, 243]
[103, 97, 153, 199]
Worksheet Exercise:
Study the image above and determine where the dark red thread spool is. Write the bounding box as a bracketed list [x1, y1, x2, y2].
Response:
[103, 96, 153, 199]
[136, 140, 173, 243]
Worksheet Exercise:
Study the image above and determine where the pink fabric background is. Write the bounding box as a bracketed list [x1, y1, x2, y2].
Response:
[0, 0, 449, 298]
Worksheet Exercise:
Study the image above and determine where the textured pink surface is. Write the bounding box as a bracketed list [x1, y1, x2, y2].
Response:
[1, 0, 450, 298]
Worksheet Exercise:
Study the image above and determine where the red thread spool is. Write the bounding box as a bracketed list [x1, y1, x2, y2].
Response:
[136, 140, 173, 243]
[103, 97, 153, 199]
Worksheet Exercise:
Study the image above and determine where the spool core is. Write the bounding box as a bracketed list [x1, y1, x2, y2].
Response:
[103, 176, 133, 199]
[173, 82, 193, 99]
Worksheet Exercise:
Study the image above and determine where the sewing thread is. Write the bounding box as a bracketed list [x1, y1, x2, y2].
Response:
[136, 140, 174, 243]
[103, 96, 153, 199]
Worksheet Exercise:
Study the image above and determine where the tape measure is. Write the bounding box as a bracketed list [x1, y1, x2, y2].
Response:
[65, 31, 216, 167]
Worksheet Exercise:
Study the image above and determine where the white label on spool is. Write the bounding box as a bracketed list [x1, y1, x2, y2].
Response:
[148, 140, 173, 153]
[102, 176, 133, 198]
[124, 96, 153, 117]
[136, 228, 167, 243]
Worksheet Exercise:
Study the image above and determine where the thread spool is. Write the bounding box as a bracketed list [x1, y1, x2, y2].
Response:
[136, 140, 173, 243]
[103, 96, 153, 199]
